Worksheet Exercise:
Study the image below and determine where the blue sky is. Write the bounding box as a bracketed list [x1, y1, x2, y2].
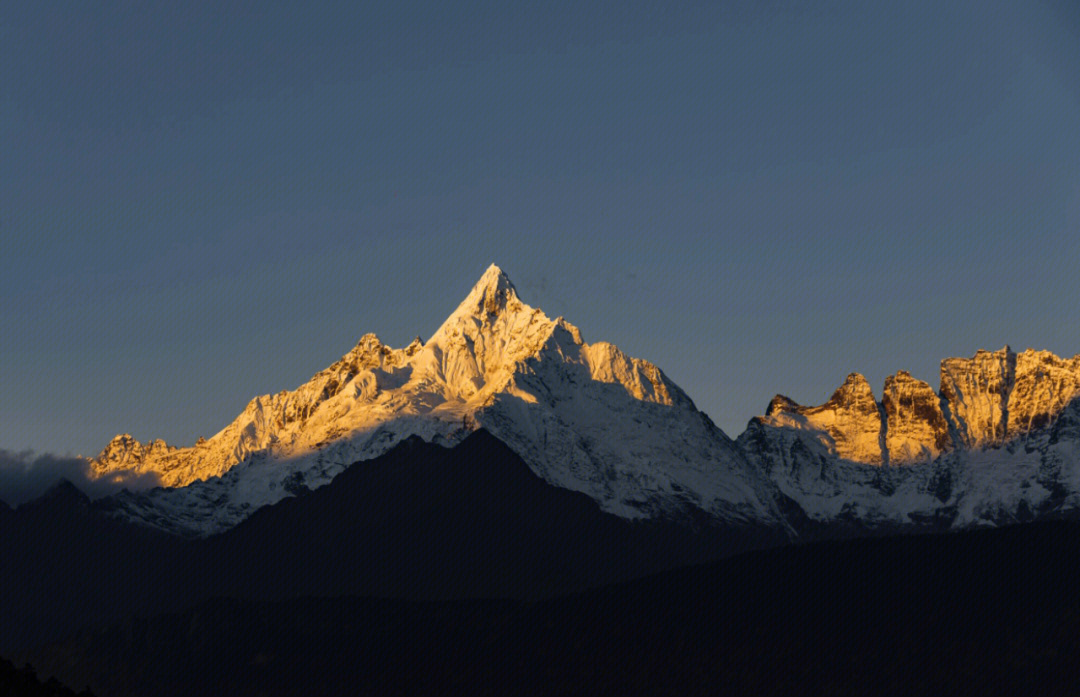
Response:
[2, 1, 1079, 456]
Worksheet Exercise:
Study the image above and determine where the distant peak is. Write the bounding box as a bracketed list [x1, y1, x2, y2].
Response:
[35, 478, 90, 507]
[837, 373, 873, 394]
[355, 333, 384, 350]
[44, 477, 79, 493]
[824, 373, 876, 408]
[440, 264, 524, 327]
[766, 394, 800, 416]
[885, 369, 918, 384]
[845, 372, 869, 384]
[473, 263, 517, 298]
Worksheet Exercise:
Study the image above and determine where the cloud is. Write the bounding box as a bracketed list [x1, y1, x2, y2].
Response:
[0, 449, 161, 507]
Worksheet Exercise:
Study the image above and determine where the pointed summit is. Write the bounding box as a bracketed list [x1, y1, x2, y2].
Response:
[455, 263, 520, 319]
[760, 372, 885, 465]
[90, 263, 785, 534]
[27, 479, 90, 509]
[477, 263, 515, 291]
[824, 373, 877, 409]
[427, 264, 532, 349]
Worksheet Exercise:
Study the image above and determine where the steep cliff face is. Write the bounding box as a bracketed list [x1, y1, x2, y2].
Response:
[760, 373, 885, 465]
[1007, 350, 1080, 439]
[934, 347, 1080, 448]
[882, 371, 951, 465]
[940, 347, 1016, 449]
[740, 346, 1080, 530]
[748, 347, 1080, 473]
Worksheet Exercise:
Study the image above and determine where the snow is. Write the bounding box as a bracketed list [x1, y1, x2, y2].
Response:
[89, 269, 1080, 537]
[740, 347, 1080, 529]
[93, 264, 784, 535]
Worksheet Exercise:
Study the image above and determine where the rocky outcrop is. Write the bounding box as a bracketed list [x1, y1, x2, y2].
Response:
[749, 347, 1080, 472]
[1008, 349, 1080, 438]
[934, 347, 1080, 448]
[93, 434, 177, 474]
[740, 346, 1080, 530]
[939, 347, 1016, 449]
[882, 371, 950, 464]
[761, 373, 885, 465]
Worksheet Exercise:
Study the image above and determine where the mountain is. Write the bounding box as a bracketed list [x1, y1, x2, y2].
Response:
[79, 266, 1080, 537]
[739, 346, 1080, 531]
[90, 264, 784, 535]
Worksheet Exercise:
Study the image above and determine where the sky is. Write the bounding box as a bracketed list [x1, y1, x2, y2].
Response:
[2, 1, 1079, 461]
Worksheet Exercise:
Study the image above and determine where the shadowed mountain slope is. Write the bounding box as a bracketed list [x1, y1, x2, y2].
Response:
[0, 430, 783, 654]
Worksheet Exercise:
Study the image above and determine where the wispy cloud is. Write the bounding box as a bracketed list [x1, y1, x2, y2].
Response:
[0, 449, 160, 507]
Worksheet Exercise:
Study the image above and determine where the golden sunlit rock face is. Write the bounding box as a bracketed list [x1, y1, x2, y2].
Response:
[764, 373, 886, 465]
[882, 371, 951, 464]
[756, 346, 1080, 468]
[940, 347, 1017, 449]
[1006, 350, 1080, 439]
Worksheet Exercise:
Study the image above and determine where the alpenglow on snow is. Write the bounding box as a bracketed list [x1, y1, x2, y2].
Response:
[92, 265, 784, 535]
[90, 266, 1080, 537]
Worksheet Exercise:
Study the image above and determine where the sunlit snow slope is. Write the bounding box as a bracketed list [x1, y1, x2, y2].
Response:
[93, 265, 783, 535]
[90, 269, 1080, 538]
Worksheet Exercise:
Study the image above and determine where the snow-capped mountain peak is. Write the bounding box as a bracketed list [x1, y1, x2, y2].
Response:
[91, 264, 782, 535]
[79, 272, 1080, 540]
[438, 263, 520, 323]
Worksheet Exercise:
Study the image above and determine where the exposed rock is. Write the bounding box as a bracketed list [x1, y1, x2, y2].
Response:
[760, 373, 885, 465]
[1007, 349, 1080, 438]
[742, 346, 1080, 530]
[882, 370, 951, 464]
[940, 346, 1016, 448]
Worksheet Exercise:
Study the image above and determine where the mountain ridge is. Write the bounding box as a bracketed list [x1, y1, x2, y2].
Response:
[755, 345, 1080, 467]
[89, 264, 781, 535]
[82, 265, 1080, 537]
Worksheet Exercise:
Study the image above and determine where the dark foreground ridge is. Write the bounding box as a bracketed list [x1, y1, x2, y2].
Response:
[0, 430, 781, 653]
[17, 519, 1080, 697]
[0, 656, 90, 696]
